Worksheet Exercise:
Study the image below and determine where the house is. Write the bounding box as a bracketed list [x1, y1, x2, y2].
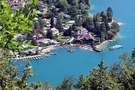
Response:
[36, 38, 50, 44]
[42, 27, 48, 34]
[8, 0, 25, 9]
[51, 28, 59, 36]
[76, 27, 88, 35]
[50, 40, 60, 45]
[63, 24, 70, 30]
[14, 34, 26, 42]
[42, 18, 50, 27]
[74, 27, 96, 41]
[33, 34, 44, 40]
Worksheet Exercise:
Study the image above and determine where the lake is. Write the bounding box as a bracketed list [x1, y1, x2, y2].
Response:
[14, 0, 135, 86]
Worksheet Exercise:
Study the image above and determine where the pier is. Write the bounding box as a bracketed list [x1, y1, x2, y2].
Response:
[12, 54, 49, 61]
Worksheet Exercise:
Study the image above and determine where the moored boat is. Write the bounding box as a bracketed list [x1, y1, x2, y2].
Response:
[67, 49, 75, 52]
[109, 45, 123, 50]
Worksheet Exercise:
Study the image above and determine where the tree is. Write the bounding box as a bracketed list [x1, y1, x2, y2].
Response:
[59, 0, 68, 6]
[108, 17, 112, 22]
[109, 52, 135, 90]
[84, 0, 90, 6]
[107, 29, 115, 39]
[105, 22, 111, 30]
[56, 0, 68, 11]
[63, 26, 72, 37]
[72, 0, 79, 6]
[101, 11, 108, 22]
[46, 29, 54, 39]
[132, 48, 135, 59]
[38, 18, 45, 30]
[44, 80, 52, 90]
[107, 7, 113, 17]
[0, 0, 45, 89]
[74, 60, 120, 90]
[0, 0, 38, 52]
[88, 60, 119, 90]
[56, 76, 74, 90]
[68, 6, 79, 19]
[75, 74, 88, 90]
[100, 23, 106, 32]
[67, 0, 78, 6]
[96, 13, 101, 22]
[82, 17, 95, 32]
[94, 21, 100, 33]
[111, 22, 120, 33]
[55, 16, 63, 32]
[75, 15, 83, 26]
[100, 32, 105, 42]
[50, 16, 54, 28]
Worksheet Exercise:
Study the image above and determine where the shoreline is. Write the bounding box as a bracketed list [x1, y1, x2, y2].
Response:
[11, 44, 93, 61]
[95, 34, 120, 50]
[12, 45, 59, 62]
[12, 34, 120, 61]
[11, 6, 123, 61]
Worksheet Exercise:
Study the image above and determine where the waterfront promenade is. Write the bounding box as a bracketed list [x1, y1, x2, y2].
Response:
[12, 54, 49, 61]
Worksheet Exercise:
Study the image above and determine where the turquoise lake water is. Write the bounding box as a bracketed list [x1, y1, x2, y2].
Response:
[13, 0, 135, 86]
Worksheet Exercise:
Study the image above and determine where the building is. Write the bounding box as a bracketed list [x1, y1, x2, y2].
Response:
[8, 0, 25, 9]
[74, 27, 96, 42]
[14, 34, 26, 42]
[51, 28, 59, 36]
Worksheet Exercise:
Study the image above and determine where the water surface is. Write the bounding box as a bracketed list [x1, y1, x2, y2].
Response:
[17, 0, 135, 86]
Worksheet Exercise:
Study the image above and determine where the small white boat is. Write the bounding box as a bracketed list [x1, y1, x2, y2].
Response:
[67, 49, 75, 52]
[109, 45, 123, 50]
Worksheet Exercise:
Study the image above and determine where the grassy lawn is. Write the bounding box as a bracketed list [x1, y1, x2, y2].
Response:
[56, 33, 70, 43]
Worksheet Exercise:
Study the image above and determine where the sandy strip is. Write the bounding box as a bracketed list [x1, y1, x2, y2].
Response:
[96, 40, 110, 50]
[96, 34, 120, 50]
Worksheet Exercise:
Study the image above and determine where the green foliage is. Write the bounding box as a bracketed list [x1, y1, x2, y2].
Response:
[82, 17, 94, 32]
[111, 22, 120, 32]
[95, 13, 101, 22]
[0, 0, 37, 52]
[84, 0, 90, 6]
[55, 16, 63, 32]
[72, 0, 79, 6]
[67, 0, 78, 6]
[109, 53, 135, 90]
[107, 7, 113, 17]
[44, 80, 52, 90]
[56, 76, 74, 90]
[74, 60, 121, 90]
[100, 32, 105, 42]
[67, 6, 79, 19]
[0, 0, 45, 89]
[75, 74, 88, 89]
[55, 50, 135, 90]
[46, 29, 54, 39]
[56, 0, 69, 11]
[0, 0, 126, 90]
[107, 29, 115, 39]
[132, 48, 135, 59]
[59, 0, 68, 6]
[63, 26, 72, 37]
